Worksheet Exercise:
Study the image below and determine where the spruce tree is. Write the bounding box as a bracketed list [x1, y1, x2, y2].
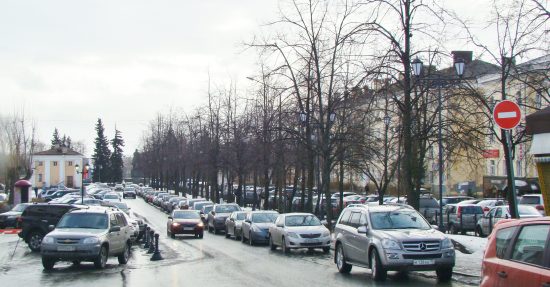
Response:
[51, 128, 62, 148]
[92, 119, 112, 182]
[110, 128, 125, 183]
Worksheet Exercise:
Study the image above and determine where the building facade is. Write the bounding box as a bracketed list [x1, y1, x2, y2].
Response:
[30, 147, 86, 189]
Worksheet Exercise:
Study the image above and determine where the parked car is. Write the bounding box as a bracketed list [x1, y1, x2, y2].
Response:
[167, 210, 204, 239]
[193, 201, 214, 213]
[40, 206, 132, 270]
[519, 194, 545, 215]
[18, 203, 81, 252]
[477, 199, 507, 214]
[440, 196, 474, 207]
[240, 211, 279, 245]
[418, 196, 440, 224]
[102, 193, 121, 202]
[0, 203, 31, 228]
[225, 211, 248, 240]
[122, 188, 136, 199]
[43, 189, 79, 202]
[207, 204, 242, 234]
[114, 184, 124, 192]
[333, 205, 455, 282]
[183, 198, 207, 210]
[110, 201, 130, 214]
[480, 217, 550, 287]
[165, 196, 186, 214]
[476, 205, 542, 237]
[268, 213, 330, 254]
[200, 205, 213, 224]
[443, 204, 484, 234]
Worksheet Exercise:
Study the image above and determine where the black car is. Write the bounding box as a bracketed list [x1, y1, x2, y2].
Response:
[0, 203, 31, 228]
[18, 203, 81, 251]
[42, 189, 79, 202]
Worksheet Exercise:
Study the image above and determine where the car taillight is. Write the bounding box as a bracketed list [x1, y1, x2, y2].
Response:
[483, 207, 489, 212]
[17, 217, 23, 223]
[457, 206, 462, 218]
[536, 205, 545, 211]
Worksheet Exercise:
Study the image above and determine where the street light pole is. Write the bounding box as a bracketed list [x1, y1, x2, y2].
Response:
[411, 57, 465, 231]
[75, 163, 89, 205]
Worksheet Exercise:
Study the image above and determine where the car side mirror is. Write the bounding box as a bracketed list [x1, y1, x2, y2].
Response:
[245, 219, 251, 224]
[230, 218, 235, 222]
[431, 225, 439, 230]
[505, 214, 509, 219]
[110, 226, 121, 233]
[211, 211, 216, 216]
[357, 225, 368, 234]
[48, 225, 55, 231]
[168, 216, 173, 220]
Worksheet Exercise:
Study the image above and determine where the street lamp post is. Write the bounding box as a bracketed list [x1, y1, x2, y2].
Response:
[411, 57, 465, 232]
[75, 163, 90, 205]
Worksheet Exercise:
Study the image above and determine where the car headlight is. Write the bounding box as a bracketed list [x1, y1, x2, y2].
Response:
[42, 236, 54, 244]
[197, 222, 204, 228]
[322, 230, 330, 237]
[287, 232, 299, 238]
[172, 222, 180, 227]
[382, 239, 401, 250]
[83, 237, 99, 244]
[441, 238, 453, 249]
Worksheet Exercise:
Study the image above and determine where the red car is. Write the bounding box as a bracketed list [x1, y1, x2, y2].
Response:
[481, 217, 550, 287]
[167, 210, 204, 239]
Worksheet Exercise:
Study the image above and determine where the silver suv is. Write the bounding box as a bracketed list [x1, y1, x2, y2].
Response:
[40, 206, 133, 270]
[333, 205, 455, 282]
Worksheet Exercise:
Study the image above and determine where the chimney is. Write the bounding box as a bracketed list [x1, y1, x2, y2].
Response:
[451, 51, 473, 64]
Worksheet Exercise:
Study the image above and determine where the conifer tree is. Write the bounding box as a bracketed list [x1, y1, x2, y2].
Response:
[92, 118, 111, 182]
[110, 128, 125, 183]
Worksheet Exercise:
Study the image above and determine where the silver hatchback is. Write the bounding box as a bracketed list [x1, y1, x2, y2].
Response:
[334, 205, 455, 282]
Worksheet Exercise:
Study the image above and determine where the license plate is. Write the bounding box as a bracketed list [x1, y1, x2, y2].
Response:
[413, 259, 434, 265]
[57, 246, 76, 252]
[183, 227, 195, 231]
[304, 239, 318, 243]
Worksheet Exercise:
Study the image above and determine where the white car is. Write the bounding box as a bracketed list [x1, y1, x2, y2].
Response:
[268, 213, 331, 254]
[103, 193, 121, 202]
[519, 194, 545, 215]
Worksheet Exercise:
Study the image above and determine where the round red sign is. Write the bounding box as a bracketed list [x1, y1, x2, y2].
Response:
[493, 100, 521, 130]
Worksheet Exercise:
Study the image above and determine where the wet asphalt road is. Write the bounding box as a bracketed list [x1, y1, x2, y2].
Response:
[0, 198, 471, 287]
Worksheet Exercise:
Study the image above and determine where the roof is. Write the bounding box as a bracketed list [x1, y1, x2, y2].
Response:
[34, 147, 83, 156]
[526, 106, 550, 135]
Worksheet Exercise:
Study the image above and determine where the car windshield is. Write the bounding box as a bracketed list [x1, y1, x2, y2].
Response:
[215, 205, 240, 213]
[459, 206, 483, 214]
[285, 215, 321, 226]
[11, 204, 28, 212]
[124, 188, 134, 191]
[203, 206, 213, 213]
[520, 196, 541, 205]
[236, 213, 246, 220]
[369, 210, 431, 230]
[104, 194, 118, 199]
[252, 213, 278, 223]
[57, 213, 108, 229]
[173, 211, 200, 219]
[112, 202, 128, 210]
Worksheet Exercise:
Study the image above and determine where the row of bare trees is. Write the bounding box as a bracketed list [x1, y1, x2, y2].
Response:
[133, 0, 549, 226]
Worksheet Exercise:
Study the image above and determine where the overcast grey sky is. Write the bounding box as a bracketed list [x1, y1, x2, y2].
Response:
[0, 0, 501, 157]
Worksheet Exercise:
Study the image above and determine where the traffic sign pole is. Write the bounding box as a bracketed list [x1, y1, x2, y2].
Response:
[493, 100, 522, 219]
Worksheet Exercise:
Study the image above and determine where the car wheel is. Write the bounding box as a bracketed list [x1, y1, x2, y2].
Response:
[42, 257, 55, 270]
[234, 228, 240, 241]
[225, 227, 230, 238]
[322, 246, 330, 253]
[118, 243, 130, 264]
[282, 237, 289, 254]
[28, 231, 44, 252]
[72, 260, 81, 266]
[335, 244, 352, 274]
[214, 227, 219, 235]
[269, 235, 277, 251]
[171, 232, 176, 239]
[436, 267, 453, 282]
[241, 231, 246, 243]
[370, 249, 387, 281]
[476, 226, 485, 238]
[249, 232, 254, 246]
[94, 245, 108, 269]
[198, 232, 204, 239]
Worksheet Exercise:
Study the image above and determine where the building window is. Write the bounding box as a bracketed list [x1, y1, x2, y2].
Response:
[68, 161, 73, 167]
[489, 160, 496, 176]
[66, 176, 74, 188]
[53, 161, 58, 167]
[38, 174, 43, 182]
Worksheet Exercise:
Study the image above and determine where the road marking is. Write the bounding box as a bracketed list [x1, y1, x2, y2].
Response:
[497, 111, 517, 119]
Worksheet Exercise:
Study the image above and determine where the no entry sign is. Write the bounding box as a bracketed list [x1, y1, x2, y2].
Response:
[493, 100, 521, 130]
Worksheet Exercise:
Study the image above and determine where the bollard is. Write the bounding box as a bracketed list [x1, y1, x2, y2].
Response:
[147, 230, 155, 254]
[150, 233, 164, 261]
[143, 226, 151, 249]
[140, 224, 148, 245]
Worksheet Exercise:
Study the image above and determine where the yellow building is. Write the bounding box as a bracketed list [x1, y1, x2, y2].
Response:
[30, 146, 85, 189]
